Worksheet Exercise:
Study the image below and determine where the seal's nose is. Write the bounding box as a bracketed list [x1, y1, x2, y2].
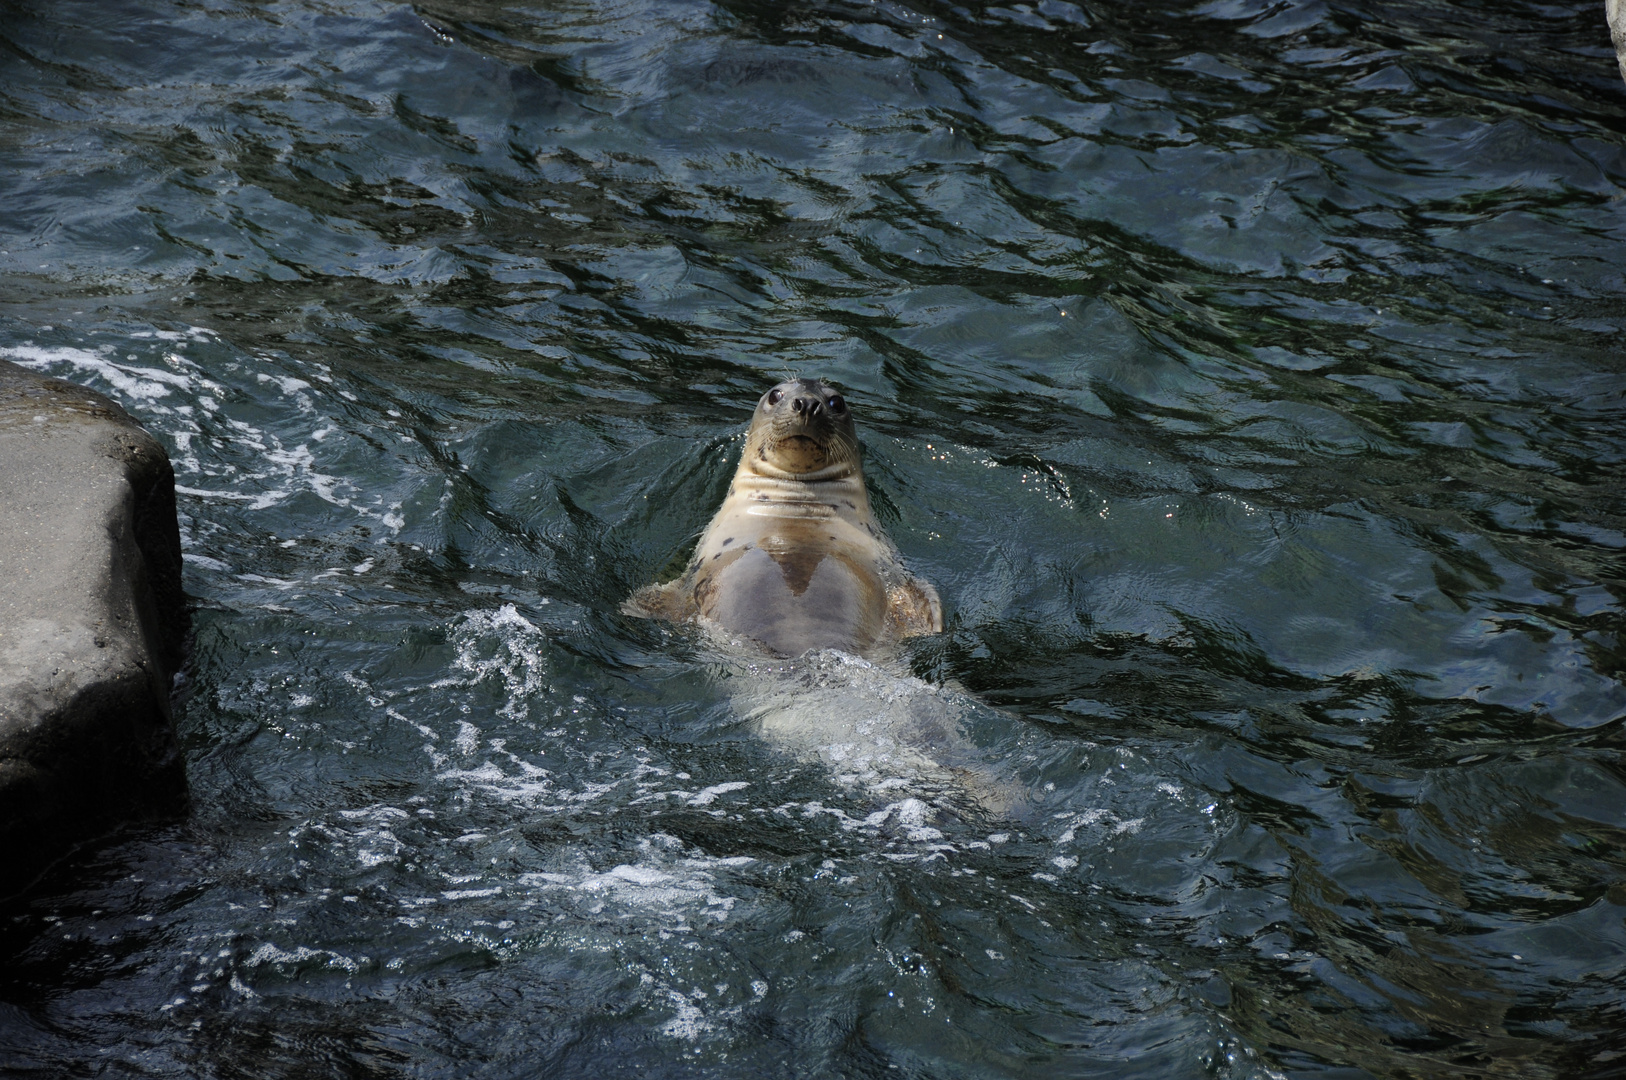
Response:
[792, 395, 823, 419]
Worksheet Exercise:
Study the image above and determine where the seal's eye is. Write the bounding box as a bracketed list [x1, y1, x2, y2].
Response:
[766, 388, 784, 407]
[827, 395, 846, 414]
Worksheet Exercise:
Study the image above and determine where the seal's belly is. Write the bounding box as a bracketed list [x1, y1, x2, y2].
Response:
[698, 544, 887, 657]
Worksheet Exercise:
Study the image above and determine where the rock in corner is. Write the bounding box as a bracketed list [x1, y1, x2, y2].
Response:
[1612, 0, 1626, 86]
[1, 359, 189, 900]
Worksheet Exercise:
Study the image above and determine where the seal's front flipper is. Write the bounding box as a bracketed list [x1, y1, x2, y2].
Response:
[622, 580, 696, 623]
[887, 574, 943, 638]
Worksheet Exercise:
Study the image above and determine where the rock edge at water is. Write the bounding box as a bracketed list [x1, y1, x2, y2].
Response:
[0, 359, 188, 900]
[1612, 0, 1626, 85]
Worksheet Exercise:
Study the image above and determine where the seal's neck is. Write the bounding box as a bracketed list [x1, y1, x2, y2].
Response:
[731, 466, 871, 522]
[742, 457, 859, 484]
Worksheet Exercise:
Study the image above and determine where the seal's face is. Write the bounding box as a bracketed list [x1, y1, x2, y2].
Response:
[747, 378, 859, 478]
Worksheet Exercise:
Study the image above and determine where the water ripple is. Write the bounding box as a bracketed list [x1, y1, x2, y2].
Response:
[2, 0, 1623, 1076]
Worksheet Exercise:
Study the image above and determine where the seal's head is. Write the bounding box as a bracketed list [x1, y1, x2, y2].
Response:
[743, 377, 860, 480]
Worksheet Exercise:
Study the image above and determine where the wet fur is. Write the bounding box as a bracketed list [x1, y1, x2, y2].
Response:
[625, 378, 942, 658]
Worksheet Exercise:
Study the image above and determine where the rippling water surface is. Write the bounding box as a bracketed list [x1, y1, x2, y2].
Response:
[3, 0, 1625, 1075]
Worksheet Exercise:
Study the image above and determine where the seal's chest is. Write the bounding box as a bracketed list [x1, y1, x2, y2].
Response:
[699, 544, 888, 657]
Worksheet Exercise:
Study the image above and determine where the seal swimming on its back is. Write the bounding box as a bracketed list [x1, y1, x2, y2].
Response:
[625, 378, 942, 657]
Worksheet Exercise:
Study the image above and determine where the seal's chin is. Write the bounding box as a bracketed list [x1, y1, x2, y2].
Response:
[766, 434, 829, 473]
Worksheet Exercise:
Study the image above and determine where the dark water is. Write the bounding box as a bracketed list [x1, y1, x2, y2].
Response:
[3, 0, 1625, 1075]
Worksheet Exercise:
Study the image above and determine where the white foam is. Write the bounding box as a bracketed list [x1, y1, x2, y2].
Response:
[176, 484, 292, 512]
[687, 781, 750, 806]
[256, 371, 315, 409]
[448, 605, 550, 720]
[2, 344, 178, 401]
[436, 759, 559, 809]
[605, 863, 672, 886]
[660, 988, 712, 1040]
[514, 837, 749, 935]
[734, 650, 1019, 812]
[9, 341, 410, 535]
[337, 806, 409, 822]
[244, 943, 366, 974]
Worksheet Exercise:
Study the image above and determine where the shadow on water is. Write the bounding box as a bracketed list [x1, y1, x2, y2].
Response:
[1, 0, 1625, 1076]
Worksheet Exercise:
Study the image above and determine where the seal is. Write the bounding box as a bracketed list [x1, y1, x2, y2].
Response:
[625, 378, 942, 657]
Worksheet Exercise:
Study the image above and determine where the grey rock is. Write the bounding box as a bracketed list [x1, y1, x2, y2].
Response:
[1612, 0, 1626, 86]
[0, 359, 188, 899]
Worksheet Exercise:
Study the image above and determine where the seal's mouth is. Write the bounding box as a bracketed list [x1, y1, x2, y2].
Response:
[765, 432, 829, 472]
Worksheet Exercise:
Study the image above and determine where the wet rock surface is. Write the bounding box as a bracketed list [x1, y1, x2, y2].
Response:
[1611, 0, 1626, 83]
[0, 360, 187, 899]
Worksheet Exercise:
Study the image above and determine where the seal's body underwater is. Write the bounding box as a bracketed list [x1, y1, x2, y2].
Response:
[626, 378, 942, 657]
